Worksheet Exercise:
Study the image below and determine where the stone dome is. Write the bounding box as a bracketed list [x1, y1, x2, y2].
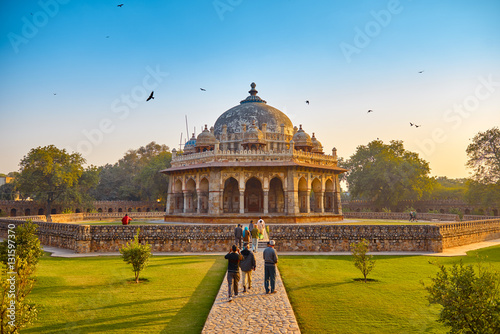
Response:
[214, 83, 294, 136]
[196, 125, 217, 147]
[243, 120, 265, 144]
[311, 133, 324, 154]
[184, 133, 197, 154]
[292, 125, 313, 148]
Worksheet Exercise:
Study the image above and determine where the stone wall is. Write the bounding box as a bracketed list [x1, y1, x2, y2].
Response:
[1, 217, 499, 254]
[344, 212, 459, 221]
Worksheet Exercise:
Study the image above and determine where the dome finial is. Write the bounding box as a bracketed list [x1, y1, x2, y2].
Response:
[249, 82, 257, 96]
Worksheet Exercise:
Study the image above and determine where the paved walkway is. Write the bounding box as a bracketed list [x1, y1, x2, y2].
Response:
[202, 244, 301, 334]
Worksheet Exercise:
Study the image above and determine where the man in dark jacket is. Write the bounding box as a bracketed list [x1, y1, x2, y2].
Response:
[240, 243, 256, 293]
[234, 224, 243, 248]
[224, 245, 243, 302]
[263, 240, 278, 294]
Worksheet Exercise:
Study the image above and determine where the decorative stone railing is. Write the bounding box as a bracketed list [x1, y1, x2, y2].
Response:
[171, 149, 339, 168]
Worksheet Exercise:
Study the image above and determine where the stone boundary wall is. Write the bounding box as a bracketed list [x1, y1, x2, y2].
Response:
[1, 217, 499, 254]
[438, 219, 500, 249]
[48, 212, 165, 223]
[344, 212, 459, 221]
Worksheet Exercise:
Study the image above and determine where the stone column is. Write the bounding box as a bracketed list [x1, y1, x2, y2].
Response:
[263, 190, 269, 214]
[208, 169, 221, 215]
[183, 191, 189, 213]
[334, 175, 342, 215]
[197, 190, 202, 213]
[306, 186, 311, 213]
[239, 190, 245, 214]
[318, 193, 324, 213]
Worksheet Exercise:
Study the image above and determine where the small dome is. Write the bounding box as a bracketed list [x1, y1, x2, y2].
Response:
[243, 120, 264, 143]
[311, 133, 324, 154]
[292, 125, 312, 148]
[196, 125, 217, 147]
[184, 133, 197, 154]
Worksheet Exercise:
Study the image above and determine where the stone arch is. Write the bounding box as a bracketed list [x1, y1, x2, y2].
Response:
[298, 177, 308, 213]
[493, 209, 498, 216]
[108, 208, 113, 213]
[199, 177, 209, 213]
[185, 178, 197, 213]
[245, 177, 263, 213]
[75, 208, 81, 213]
[269, 177, 284, 213]
[324, 178, 334, 212]
[128, 208, 132, 212]
[223, 177, 239, 213]
[464, 208, 471, 214]
[25, 208, 31, 216]
[51, 208, 57, 214]
[311, 178, 322, 212]
[98, 208, 103, 213]
[146, 208, 151, 212]
[10, 208, 16, 216]
[137, 208, 142, 212]
[118, 208, 123, 213]
[174, 179, 184, 213]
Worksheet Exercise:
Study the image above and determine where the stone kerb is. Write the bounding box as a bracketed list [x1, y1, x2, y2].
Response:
[270, 224, 442, 253]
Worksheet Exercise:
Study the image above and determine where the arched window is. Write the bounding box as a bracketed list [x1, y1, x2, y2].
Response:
[223, 177, 239, 213]
[269, 177, 284, 213]
[245, 177, 263, 213]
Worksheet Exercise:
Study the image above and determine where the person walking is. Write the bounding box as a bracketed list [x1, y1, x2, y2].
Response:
[263, 240, 278, 294]
[248, 220, 254, 233]
[251, 225, 260, 253]
[240, 243, 256, 293]
[234, 224, 243, 248]
[257, 217, 268, 240]
[224, 245, 243, 302]
[243, 226, 251, 244]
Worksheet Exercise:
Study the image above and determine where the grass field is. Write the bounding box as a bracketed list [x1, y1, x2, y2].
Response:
[279, 245, 500, 334]
[25, 255, 226, 333]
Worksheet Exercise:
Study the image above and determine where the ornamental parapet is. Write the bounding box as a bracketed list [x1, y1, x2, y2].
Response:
[171, 149, 338, 168]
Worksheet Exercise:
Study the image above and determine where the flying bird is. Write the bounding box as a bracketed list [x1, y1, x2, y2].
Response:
[117, 4, 124, 7]
[106, 36, 110, 38]
[200, 88, 206, 91]
[418, 70, 424, 73]
[415, 124, 421, 128]
[410, 122, 414, 126]
[305, 100, 309, 105]
[146, 91, 154, 101]
[367, 109, 373, 113]
[53, 93, 57, 95]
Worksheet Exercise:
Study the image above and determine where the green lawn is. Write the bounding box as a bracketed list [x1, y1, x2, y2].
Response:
[279, 246, 500, 334]
[25, 255, 226, 333]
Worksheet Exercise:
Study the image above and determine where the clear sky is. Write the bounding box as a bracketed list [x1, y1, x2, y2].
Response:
[1, 0, 499, 179]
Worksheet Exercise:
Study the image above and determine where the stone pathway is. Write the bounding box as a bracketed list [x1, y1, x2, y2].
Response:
[202, 244, 301, 334]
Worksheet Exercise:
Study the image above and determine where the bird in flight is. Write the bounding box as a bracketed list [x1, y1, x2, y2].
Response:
[305, 100, 309, 105]
[367, 109, 373, 113]
[415, 124, 421, 128]
[410, 122, 414, 126]
[117, 4, 124, 7]
[418, 70, 424, 73]
[146, 91, 154, 101]
[200, 88, 206, 91]
[53, 93, 57, 95]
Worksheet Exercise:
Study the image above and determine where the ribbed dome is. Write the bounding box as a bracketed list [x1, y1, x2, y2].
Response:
[311, 133, 324, 154]
[196, 125, 217, 147]
[292, 125, 312, 148]
[184, 133, 197, 154]
[214, 83, 294, 136]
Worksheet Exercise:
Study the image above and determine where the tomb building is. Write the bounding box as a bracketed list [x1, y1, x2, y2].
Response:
[162, 83, 347, 223]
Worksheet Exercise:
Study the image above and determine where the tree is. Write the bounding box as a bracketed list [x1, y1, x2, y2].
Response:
[350, 239, 376, 283]
[59, 165, 99, 210]
[344, 140, 434, 208]
[424, 260, 500, 334]
[466, 127, 500, 184]
[0, 221, 44, 333]
[15, 145, 86, 216]
[119, 228, 151, 283]
[423, 177, 467, 201]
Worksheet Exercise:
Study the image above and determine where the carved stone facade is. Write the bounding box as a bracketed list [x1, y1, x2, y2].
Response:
[162, 83, 347, 223]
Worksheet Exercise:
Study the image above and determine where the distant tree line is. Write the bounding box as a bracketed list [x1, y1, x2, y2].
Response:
[0, 142, 171, 215]
[339, 127, 500, 212]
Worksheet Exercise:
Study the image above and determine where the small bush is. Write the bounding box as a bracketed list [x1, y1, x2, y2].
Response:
[120, 228, 152, 283]
[350, 239, 376, 283]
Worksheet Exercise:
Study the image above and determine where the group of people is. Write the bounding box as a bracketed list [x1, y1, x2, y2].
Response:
[234, 217, 269, 253]
[224, 239, 278, 302]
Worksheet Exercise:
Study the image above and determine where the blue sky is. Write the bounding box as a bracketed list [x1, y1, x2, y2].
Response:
[1, 0, 499, 180]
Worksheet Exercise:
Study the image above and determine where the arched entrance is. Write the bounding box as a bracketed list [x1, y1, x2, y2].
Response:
[311, 178, 322, 212]
[245, 177, 263, 213]
[199, 178, 209, 213]
[298, 177, 308, 213]
[185, 178, 197, 213]
[223, 177, 239, 213]
[324, 179, 334, 212]
[174, 179, 183, 213]
[269, 177, 284, 213]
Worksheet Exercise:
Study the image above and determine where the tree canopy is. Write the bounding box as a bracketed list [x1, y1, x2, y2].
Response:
[15, 145, 88, 215]
[344, 140, 434, 208]
[466, 127, 500, 184]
